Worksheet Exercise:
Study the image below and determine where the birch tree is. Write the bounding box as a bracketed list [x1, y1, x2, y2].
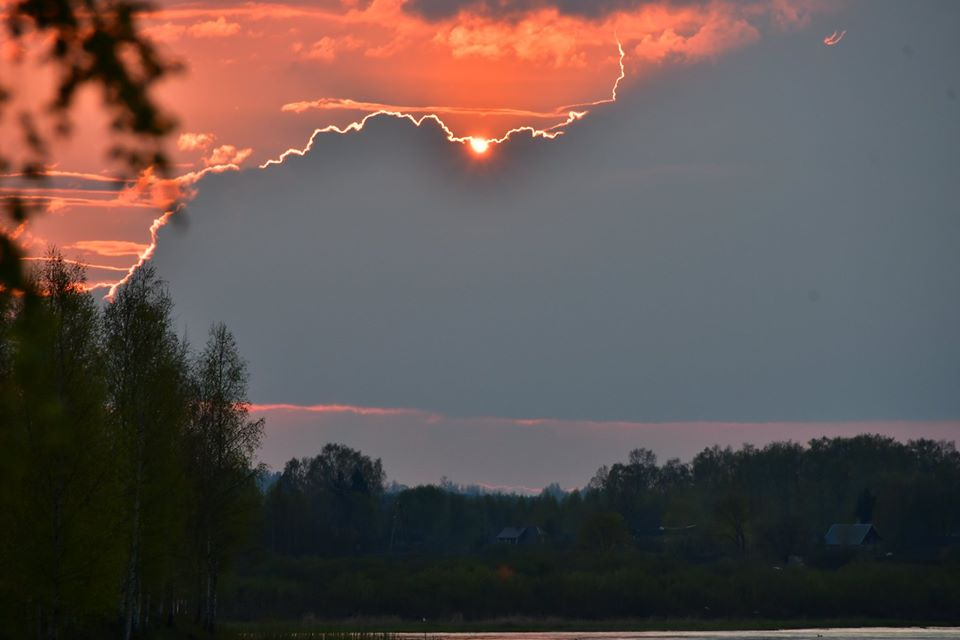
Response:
[188, 322, 263, 632]
[0, 252, 121, 639]
[103, 264, 190, 640]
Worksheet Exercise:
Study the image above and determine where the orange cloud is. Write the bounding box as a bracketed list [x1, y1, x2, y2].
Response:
[21, 256, 131, 273]
[144, 22, 187, 42]
[292, 35, 363, 62]
[205, 144, 253, 166]
[67, 240, 150, 257]
[435, 12, 588, 66]
[281, 97, 564, 119]
[249, 403, 431, 418]
[177, 131, 217, 151]
[0, 170, 127, 184]
[823, 29, 846, 46]
[632, 12, 761, 63]
[188, 16, 242, 38]
[145, 16, 241, 42]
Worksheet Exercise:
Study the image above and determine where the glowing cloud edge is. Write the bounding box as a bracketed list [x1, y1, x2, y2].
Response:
[27, 39, 627, 299]
[259, 38, 626, 169]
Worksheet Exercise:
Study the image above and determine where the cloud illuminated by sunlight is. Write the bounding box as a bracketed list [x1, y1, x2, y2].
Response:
[9, 0, 837, 296]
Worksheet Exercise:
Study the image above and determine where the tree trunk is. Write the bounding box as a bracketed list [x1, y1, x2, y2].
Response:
[122, 452, 144, 640]
[203, 526, 214, 631]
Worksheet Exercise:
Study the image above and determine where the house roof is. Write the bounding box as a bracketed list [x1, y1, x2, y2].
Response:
[825, 523, 880, 545]
[496, 526, 545, 540]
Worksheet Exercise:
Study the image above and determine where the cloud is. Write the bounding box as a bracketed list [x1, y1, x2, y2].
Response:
[67, 240, 150, 257]
[178, 132, 218, 152]
[145, 16, 241, 42]
[414, 0, 814, 67]
[151, 69, 960, 423]
[292, 35, 363, 61]
[187, 16, 243, 38]
[632, 12, 761, 62]
[280, 97, 565, 119]
[204, 144, 253, 166]
[150, 2, 960, 424]
[249, 403, 431, 417]
[179, 133, 252, 168]
[18, 0, 960, 484]
[402, 0, 708, 22]
[144, 21, 188, 43]
[436, 18, 586, 65]
[251, 402, 960, 487]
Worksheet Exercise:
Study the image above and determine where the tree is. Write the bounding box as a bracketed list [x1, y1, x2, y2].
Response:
[103, 264, 191, 640]
[1, 0, 179, 297]
[0, 252, 121, 639]
[855, 488, 876, 524]
[587, 464, 609, 492]
[188, 323, 264, 631]
[600, 448, 662, 533]
[305, 443, 386, 497]
[263, 444, 385, 556]
[577, 510, 631, 552]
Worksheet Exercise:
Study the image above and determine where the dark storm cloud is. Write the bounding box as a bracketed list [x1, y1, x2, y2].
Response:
[153, 0, 960, 425]
[402, 0, 705, 21]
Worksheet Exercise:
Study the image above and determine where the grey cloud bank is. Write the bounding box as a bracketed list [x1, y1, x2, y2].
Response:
[402, 0, 706, 21]
[153, 0, 960, 472]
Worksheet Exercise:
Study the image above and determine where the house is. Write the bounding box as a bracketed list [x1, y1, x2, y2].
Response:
[496, 526, 545, 545]
[824, 523, 881, 547]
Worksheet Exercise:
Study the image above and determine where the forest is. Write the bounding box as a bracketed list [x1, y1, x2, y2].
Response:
[0, 254, 264, 639]
[2, 255, 960, 638]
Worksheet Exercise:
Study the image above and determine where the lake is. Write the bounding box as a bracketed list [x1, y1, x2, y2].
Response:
[238, 628, 960, 640]
[414, 632, 960, 640]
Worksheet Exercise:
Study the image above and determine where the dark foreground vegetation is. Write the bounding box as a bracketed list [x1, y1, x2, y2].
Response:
[224, 551, 960, 625]
[0, 254, 263, 639]
[3, 255, 960, 638]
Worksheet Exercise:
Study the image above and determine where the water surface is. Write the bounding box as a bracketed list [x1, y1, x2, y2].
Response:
[417, 631, 960, 640]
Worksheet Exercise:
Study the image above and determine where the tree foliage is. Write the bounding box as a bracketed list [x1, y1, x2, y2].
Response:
[1, 0, 178, 298]
[263, 444, 385, 557]
[0, 253, 261, 638]
[0, 252, 121, 638]
[188, 323, 264, 631]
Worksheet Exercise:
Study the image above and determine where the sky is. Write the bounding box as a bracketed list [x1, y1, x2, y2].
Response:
[4, 0, 960, 490]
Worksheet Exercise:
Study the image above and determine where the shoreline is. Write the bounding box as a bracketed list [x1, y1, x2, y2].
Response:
[225, 618, 960, 634]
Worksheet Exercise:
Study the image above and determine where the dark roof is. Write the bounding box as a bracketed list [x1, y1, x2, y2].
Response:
[825, 523, 880, 546]
[497, 527, 525, 540]
[496, 526, 544, 541]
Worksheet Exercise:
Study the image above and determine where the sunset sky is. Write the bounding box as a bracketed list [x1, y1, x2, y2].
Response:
[5, 0, 960, 489]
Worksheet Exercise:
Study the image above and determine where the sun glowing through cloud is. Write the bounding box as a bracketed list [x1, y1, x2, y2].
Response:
[469, 137, 491, 155]
[260, 38, 625, 170]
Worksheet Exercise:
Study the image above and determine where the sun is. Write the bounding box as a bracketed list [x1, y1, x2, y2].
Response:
[468, 137, 491, 155]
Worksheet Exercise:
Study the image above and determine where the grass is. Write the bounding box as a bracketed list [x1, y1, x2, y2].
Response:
[224, 617, 960, 636]
[227, 632, 405, 640]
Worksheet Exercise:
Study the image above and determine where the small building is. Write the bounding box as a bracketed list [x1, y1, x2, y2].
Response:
[824, 523, 881, 547]
[496, 526, 546, 545]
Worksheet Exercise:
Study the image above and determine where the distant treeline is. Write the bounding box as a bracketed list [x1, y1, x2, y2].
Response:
[0, 253, 263, 639]
[258, 435, 960, 560]
[234, 431, 960, 623]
